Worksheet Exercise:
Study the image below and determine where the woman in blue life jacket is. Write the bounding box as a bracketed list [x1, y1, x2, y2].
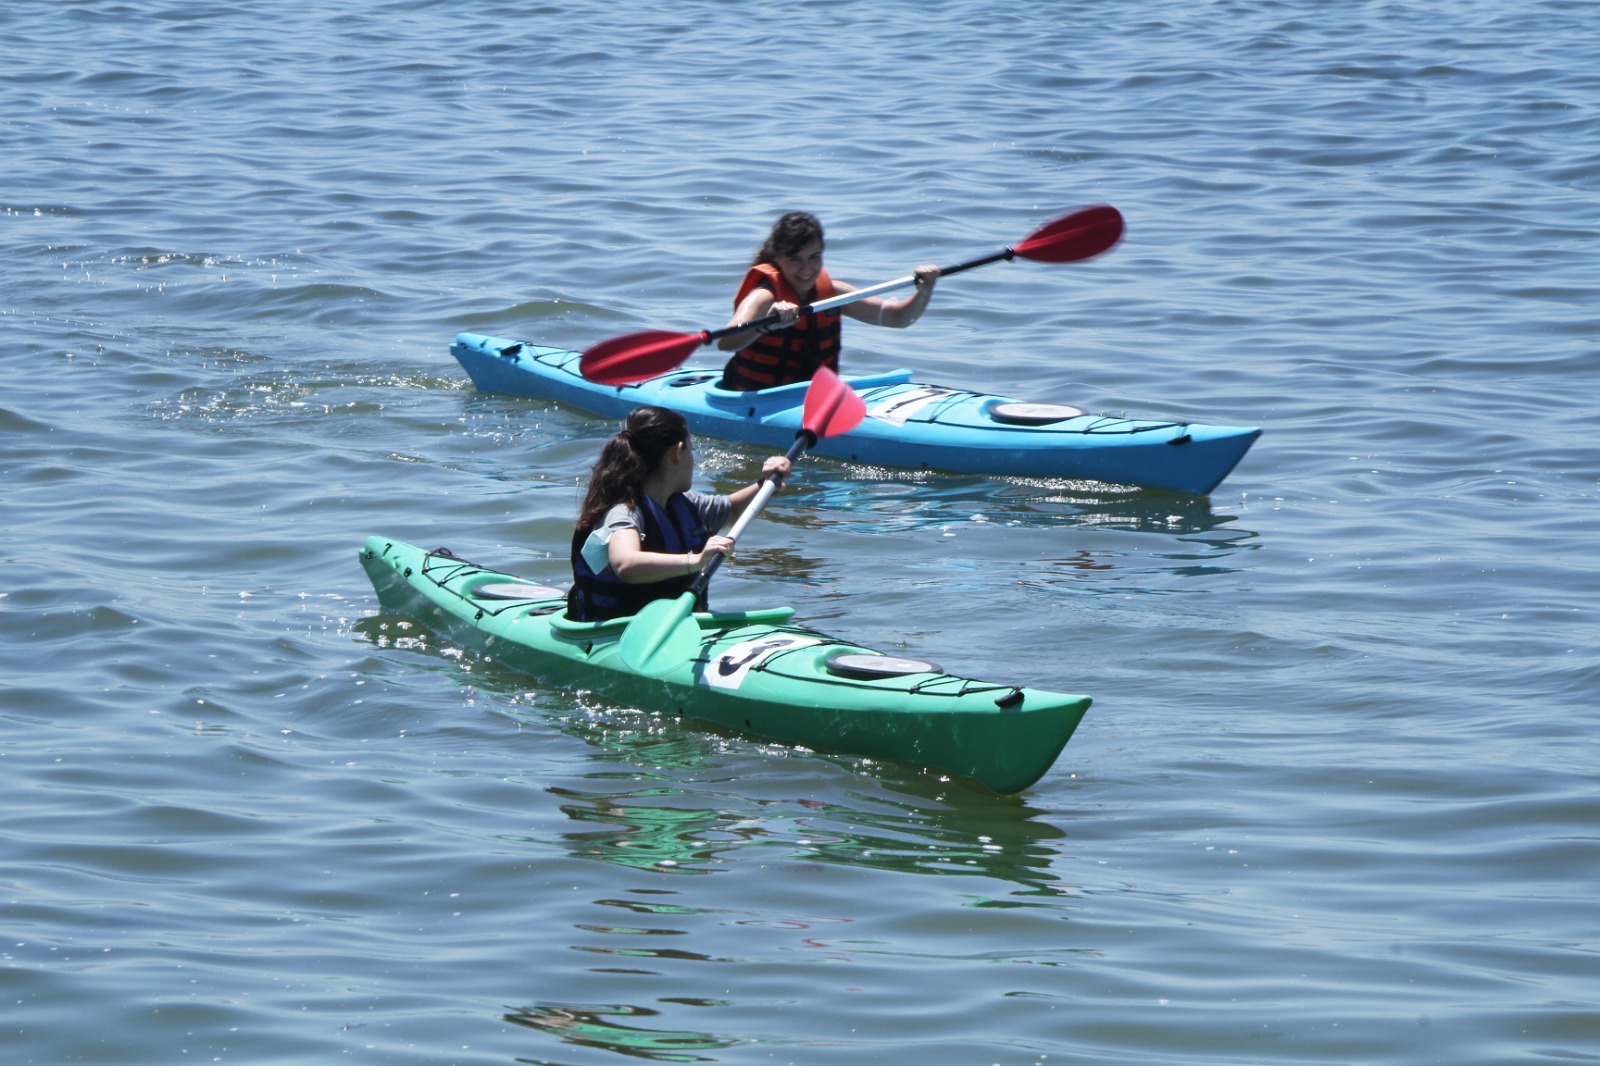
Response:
[718, 210, 939, 392]
[568, 406, 792, 622]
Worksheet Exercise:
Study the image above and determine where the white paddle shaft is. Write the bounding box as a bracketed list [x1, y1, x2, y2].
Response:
[698, 432, 809, 588]
[806, 274, 917, 314]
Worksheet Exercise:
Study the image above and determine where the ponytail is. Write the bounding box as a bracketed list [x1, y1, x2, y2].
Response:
[575, 406, 690, 531]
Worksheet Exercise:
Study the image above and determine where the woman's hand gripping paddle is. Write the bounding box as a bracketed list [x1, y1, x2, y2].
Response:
[579, 204, 1124, 387]
[617, 368, 866, 676]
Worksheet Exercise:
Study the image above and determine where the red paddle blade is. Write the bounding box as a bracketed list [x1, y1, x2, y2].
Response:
[802, 366, 867, 439]
[1012, 204, 1124, 263]
[579, 329, 708, 386]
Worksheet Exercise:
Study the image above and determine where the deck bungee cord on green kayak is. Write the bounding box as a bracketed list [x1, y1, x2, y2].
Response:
[360, 537, 1090, 794]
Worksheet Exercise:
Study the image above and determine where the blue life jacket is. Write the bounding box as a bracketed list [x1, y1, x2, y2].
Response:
[567, 493, 710, 622]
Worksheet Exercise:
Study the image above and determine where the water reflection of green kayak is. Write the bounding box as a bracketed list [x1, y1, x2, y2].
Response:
[360, 537, 1090, 793]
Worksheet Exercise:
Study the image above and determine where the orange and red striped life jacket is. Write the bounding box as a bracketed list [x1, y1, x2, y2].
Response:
[718, 263, 842, 391]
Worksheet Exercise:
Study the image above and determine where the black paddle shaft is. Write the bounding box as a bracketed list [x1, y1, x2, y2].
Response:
[936, 247, 1016, 279]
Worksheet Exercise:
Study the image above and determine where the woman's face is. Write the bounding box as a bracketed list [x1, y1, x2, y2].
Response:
[776, 238, 824, 297]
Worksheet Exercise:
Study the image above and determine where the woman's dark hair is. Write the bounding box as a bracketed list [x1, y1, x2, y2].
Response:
[576, 406, 690, 530]
[753, 211, 824, 266]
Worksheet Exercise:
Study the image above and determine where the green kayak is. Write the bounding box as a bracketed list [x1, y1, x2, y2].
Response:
[360, 536, 1090, 793]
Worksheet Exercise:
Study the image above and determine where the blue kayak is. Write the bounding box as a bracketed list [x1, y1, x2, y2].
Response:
[450, 332, 1260, 495]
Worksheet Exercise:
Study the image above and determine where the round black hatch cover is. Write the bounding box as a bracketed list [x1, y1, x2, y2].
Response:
[989, 401, 1086, 425]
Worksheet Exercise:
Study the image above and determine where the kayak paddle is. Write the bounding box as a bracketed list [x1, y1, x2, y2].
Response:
[617, 367, 867, 676]
[580, 204, 1125, 387]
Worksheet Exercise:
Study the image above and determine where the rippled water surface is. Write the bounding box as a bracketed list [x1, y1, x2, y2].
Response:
[3, 1, 1597, 1063]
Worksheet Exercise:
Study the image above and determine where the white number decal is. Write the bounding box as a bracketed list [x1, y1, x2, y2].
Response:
[701, 635, 820, 690]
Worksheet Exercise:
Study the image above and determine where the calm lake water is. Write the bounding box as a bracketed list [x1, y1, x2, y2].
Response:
[3, 1, 1597, 1063]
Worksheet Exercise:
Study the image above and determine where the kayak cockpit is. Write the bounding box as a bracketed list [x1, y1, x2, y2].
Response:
[701, 370, 915, 417]
[546, 606, 799, 645]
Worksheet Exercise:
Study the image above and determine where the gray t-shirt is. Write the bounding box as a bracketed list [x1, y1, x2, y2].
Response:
[578, 491, 731, 578]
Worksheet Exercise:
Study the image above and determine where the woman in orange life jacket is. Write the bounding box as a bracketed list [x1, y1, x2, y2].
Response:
[717, 211, 940, 392]
[567, 406, 792, 623]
